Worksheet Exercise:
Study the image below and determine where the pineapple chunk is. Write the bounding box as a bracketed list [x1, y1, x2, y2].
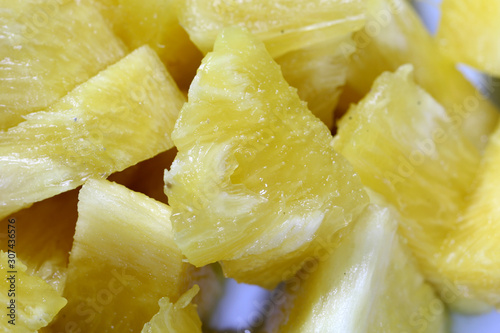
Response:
[165, 27, 368, 289]
[176, 0, 365, 58]
[334, 66, 479, 304]
[0, 0, 126, 130]
[439, 122, 500, 308]
[276, 35, 355, 128]
[340, 0, 498, 150]
[0, 251, 67, 332]
[51, 179, 188, 332]
[142, 286, 202, 333]
[270, 203, 447, 333]
[94, 0, 202, 90]
[437, 0, 500, 77]
[0, 45, 185, 220]
[0, 190, 78, 294]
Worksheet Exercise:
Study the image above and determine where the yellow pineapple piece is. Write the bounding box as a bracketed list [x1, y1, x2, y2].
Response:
[334, 66, 480, 306]
[276, 35, 355, 129]
[437, 0, 500, 77]
[0, 190, 78, 294]
[340, 0, 498, 150]
[0, 0, 126, 130]
[270, 203, 447, 333]
[0, 45, 185, 220]
[176, 0, 365, 58]
[439, 122, 500, 308]
[142, 286, 202, 333]
[51, 179, 188, 332]
[0, 251, 67, 332]
[164, 27, 368, 289]
[94, 0, 202, 90]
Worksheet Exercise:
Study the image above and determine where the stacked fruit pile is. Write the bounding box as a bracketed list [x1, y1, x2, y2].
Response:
[1, 0, 500, 332]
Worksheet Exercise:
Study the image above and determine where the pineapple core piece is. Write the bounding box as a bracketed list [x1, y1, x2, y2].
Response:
[0, 45, 185, 220]
[165, 27, 368, 289]
[51, 179, 188, 332]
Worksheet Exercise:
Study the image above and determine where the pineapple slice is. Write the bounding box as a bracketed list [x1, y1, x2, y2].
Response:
[0, 190, 78, 294]
[275, 34, 355, 129]
[94, 0, 202, 90]
[334, 66, 479, 301]
[142, 286, 202, 333]
[0, 251, 67, 332]
[164, 27, 368, 289]
[269, 203, 447, 333]
[0, 45, 185, 220]
[438, 122, 500, 308]
[340, 0, 498, 150]
[0, 0, 126, 130]
[437, 0, 500, 77]
[176, 0, 365, 58]
[51, 179, 188, 332]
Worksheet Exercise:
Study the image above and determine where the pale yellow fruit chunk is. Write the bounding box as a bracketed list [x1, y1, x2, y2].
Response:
[51, 179, 188, 332]
[341, 0, 498, 151]
[0, 45, 185, 220]
[334, 66, 480, 306]
[0, 0, 126, 130]
[0, 251, 67, 332]
[437, 0, 500, 77]
[165, 27, 368, 289]
[142, 286, 202, 333]
[439, 122, 500, 308]
[271, 203, 447, 333]
[94, 0, 202, 90]
[176, 0, 365, 58]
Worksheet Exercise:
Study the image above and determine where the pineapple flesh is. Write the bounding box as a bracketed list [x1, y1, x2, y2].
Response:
[0, 0, 126, 130]
[0, 45, 185, 220]
[437, 0, 500, 77]
[340, 0, 498, 151]
[334, 66, 480, 306]
[51, 179, 188, 332]
[0, 251, 67, 332]
[271, 202, 448, 333]
[164, 27, 368, 289]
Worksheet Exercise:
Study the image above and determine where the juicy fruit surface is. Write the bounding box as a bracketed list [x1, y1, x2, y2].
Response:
[438, 0, 500, 77]
[94, 0, 202, 90]
[51, 179, 187, 332]
[177, 0, 366, 58]
[0, 0, 126, 130]
[439, 123, 500, 307]
[334, 66, 479, 287]
[165, 27, 368, 289]
[274, 203, 447, 333]
[0, 46, 184, 219]
[142, 286, 202, 333]
[276, 35, 354, 129]
[341, 0, 498, 150]
[0, 251, 67, 332]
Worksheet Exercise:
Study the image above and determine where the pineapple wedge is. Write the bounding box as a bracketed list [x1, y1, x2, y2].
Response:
[142, 286, 202, 333]
[0, 45, 185, 220]
[437, 0, 500, 77]
[0, 190, 78, 294]
[276, 35, 355, 129]
[334, 66, 479, 303]
[0, 0, 126, 130]
[176, 0, 365, 58]
[164, 27, 368, 289]
[340, 0, 498, 150]
[94, 0, 202, 90]
[269, 202, 447, 333]
[0, 251, 67, 332]
[439, 122, 500, 308]
[51, 179, 188, 332]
